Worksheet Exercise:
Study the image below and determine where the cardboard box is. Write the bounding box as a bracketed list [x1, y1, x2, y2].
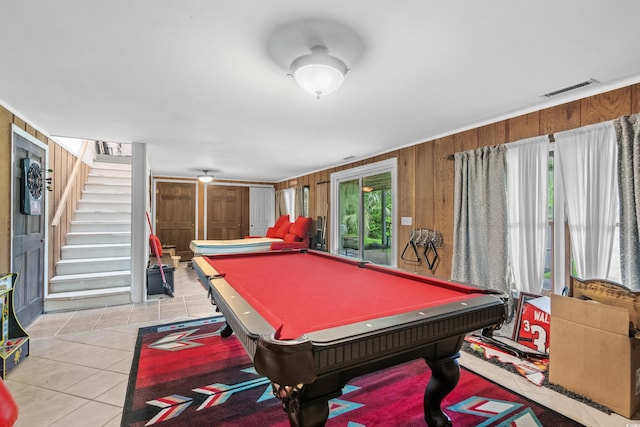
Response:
[549, 294, 640, 418]
[570, 276, 640, 329]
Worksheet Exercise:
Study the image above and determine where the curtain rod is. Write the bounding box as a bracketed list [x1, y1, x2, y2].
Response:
[445, 134, 555, 160]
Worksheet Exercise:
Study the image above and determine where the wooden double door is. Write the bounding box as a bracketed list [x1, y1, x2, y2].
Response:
[155, 183, 252, 260]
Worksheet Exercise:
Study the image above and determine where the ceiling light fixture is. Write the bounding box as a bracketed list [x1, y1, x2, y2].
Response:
[198, 170, 214, 183]
[290, 45, 348, 99]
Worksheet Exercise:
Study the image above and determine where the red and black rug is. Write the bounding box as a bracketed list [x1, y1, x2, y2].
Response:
[122, 317, 583, 426]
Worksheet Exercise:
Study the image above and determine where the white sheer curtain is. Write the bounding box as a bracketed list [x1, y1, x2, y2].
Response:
[282, 188, 295, 217]
[554, 121, 618, 279]
[505, 136, 549, 294]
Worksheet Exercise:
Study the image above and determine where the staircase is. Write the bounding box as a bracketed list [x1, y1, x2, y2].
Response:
[45, 158, 133, 312]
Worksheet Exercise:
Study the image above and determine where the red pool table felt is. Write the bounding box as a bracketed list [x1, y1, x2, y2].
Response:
[203, 252, 488, 340]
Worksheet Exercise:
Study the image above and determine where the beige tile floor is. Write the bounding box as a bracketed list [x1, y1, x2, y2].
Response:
[4, 263, 633, 426]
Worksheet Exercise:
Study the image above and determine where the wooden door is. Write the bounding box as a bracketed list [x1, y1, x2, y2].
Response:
[155, 181, 196, 261]
[207, 186, 248, 239]
[12, 129, 46, 327]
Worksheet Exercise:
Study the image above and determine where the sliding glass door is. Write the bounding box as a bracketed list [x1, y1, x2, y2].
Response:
[331, 159, 397, 266]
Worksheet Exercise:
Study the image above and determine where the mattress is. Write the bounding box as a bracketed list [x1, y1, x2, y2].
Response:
[189, 237, 283, 255]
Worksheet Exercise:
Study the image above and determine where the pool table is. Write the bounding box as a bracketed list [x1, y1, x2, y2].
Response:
[192, 250, 506, 427]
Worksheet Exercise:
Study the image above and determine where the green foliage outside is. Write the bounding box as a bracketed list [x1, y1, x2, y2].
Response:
[364, 189, 392, 245]
[339, 176, 392, 249]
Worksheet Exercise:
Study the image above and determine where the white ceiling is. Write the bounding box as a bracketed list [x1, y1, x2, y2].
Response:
[2, 1, 640, 182]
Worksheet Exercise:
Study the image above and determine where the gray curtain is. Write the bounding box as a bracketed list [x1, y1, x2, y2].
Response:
[451, 145, 509, 293]
[615, 113, 640, 291]
[294, 185, 305, 218]
[275, 190, 287, 218]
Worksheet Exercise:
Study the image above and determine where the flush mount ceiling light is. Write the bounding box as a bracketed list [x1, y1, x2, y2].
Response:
[198, 170, 214, 183]
[290, 45, 349, 99]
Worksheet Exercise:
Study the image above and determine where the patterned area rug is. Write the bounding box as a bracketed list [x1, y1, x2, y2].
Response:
[122, 317, 583, 426]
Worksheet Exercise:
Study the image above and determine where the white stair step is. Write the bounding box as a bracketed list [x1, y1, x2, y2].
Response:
[44, 287, 131, 312]
[81, 191, 131, 202]
[66, 231, 131, 245]
[94, 155, 131, 165]
[86, 176, 131, 186]
[93, 164, 131, 171]
[62, 243, 131, 259]
[84, 183, 132, 192]
[77, 200, 132, 211]
[49, 270, 131, 292]
[70, 220, 131, 232]
[88, 168, 131, 178]
[56, 256, 131, 275]
[74, 211, 130, 221]
[93, 160, 131, 170]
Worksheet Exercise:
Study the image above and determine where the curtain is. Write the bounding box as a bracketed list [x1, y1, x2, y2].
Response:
[505, 136, 549, 294]
[294, 185, 305, 218]
[615, 113, 640, 291]
[275, 190, 287, 218]
[452, 145, 509, 293]
[554, 121, 618, 280]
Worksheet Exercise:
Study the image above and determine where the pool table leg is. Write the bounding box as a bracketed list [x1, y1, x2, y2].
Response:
[423, 355, 460, 427]
[286, 399, 329, 427]
[220, 323, 234, 338]
[271, 382, 329, 427]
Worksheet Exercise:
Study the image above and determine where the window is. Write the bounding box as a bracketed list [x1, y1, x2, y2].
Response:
[547, 147, 621, 293]
[303, 185, 309, 217]
[544, 152, 554, 291]
[282, 188, 295, 217]
[281, 186, 308, 218]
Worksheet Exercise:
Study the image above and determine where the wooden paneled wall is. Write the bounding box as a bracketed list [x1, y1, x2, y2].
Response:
[276, 84, 640, 280]
[0, 104, 88, 277]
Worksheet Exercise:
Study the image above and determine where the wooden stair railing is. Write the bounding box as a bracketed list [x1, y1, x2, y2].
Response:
[51, 140, 88, 228]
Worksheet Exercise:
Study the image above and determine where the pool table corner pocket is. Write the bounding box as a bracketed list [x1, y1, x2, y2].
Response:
[254, 333, 317, 386]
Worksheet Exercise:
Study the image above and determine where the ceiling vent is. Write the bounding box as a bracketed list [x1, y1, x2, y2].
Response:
[541, 79, 598, 98]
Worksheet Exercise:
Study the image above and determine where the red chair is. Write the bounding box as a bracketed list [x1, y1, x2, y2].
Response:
[246, 215, 312, 250]
[264, 214, 292, 239]
[270, 216, 312, 250]
[246, 214, 290, 239]
[0, 378, 18, 427]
